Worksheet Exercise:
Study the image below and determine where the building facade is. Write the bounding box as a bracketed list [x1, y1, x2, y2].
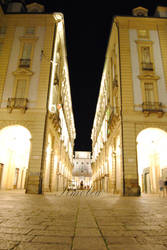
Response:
[72, 151, 92, 189]
[91, 6, 167, 196]
[0, 1, 76, 193]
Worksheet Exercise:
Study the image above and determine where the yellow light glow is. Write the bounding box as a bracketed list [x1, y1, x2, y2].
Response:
[108, 146, 113, 171]
[137, 128, 167, 191]
[0, 125, 31, 189]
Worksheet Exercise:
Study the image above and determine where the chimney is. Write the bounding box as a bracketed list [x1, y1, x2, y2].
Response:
[7, 0, 26, 13]
[154, 6, 167, 17]
[132, 7, 148, 17]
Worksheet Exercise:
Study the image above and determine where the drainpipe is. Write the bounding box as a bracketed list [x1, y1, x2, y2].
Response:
[114, 19, 125, 196]
[38, 22, 57, 194]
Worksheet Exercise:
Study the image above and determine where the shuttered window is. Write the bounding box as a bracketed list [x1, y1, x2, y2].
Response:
[144, 83, 154, 103]
[15, 80, 26, 98]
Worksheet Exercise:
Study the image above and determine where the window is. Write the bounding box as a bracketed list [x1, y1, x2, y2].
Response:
[7, 79, 28, 112]
[136, 41, 154, 73]
[25, 27, 35, 35]
[137, 30, 149, 39]
[141, 47, 153, 71]
[18, 36, 38, 69]
[141, 81, 162, 115]
[144, 83, 154, 103]
[19, 43, 32, 67]
[15, 79, 27, 98]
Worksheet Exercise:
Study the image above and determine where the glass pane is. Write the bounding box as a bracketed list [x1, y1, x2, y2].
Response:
[22, 43, 32, 59]
[15, 80, 26, 98]
[144, 83, 154, 103]
[25, 27, 35, 35]
[142, 47, 151, 63]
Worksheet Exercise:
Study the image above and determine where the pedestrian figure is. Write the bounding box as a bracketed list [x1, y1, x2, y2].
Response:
[159, 179, 164, 197]
[164, 178, 167, 197]
[80, 181, 83, 190]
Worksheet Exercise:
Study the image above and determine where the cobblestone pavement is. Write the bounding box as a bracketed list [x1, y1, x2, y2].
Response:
[0, 190, 167, 250]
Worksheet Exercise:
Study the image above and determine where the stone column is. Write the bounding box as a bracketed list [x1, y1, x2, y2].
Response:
[122, 123, 140, 196]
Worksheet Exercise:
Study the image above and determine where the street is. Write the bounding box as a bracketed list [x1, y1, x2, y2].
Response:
[0, 191, 167, 249]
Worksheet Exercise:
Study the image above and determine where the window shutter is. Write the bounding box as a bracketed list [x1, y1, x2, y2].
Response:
[15, 80, 26, 98]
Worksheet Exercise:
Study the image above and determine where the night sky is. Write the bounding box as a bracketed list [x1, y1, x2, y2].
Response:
[33, 0, 164, 151]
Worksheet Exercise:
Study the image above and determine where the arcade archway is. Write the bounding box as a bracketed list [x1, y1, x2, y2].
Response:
[0, 125, 31, 190]
[137, 128, 167, 194]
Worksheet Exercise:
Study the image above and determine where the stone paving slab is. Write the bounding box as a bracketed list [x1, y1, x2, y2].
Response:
[0, 240, 19, 250]
[14, 242, 71, 250]
[72, 236, 107, 250]
[0, 191, 167, 249]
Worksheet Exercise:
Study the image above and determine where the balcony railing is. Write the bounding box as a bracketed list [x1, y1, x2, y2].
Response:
[142, 62, 153, 71]
[19, 58, 31, 68]
[7, 98, 28, 112]
[48, 109, 60, 130]
[142, 102, 163, 116]
[112, 79, 118, 88]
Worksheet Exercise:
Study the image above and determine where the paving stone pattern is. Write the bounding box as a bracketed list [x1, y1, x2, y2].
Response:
[0, 191, 167, 249]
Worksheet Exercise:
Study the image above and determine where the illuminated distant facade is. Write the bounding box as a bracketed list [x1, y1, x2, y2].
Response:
[0, 1, 76, 193]
[91, 6, 167, 196]
[73, 151, 92, 188]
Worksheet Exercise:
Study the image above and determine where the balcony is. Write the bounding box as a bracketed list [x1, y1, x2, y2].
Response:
[142, 102, 163, 117]
[107, 107, 119, 137]
[7, 98, 28, 113]
[19, 58, 31, 68]
[48, 109, 60, 131]
[142, 62, 153, 71]
[112, 79, 118, 88]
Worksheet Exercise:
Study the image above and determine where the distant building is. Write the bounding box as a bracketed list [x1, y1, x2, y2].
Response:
[0, 1, 76, 193]
[73, 151, 92, 189]
[91, 6, 167, 196]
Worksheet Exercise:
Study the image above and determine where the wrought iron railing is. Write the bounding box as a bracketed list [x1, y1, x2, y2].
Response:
[142, 102, 163, 112]
[142, 62, 153, 71]
[19, 58, 31, 67]
[7, 98, 28, 112]
[112, 79, 118, 88]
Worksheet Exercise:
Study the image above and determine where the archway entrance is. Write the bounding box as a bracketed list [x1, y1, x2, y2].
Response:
[0, 125, 31, 190]
[137, 128, 167, 194]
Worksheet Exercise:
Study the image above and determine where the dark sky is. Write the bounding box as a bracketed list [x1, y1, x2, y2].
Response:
[40, 0, 162, 151]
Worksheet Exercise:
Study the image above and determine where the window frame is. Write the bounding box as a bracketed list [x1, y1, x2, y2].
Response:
[136, 40, 155, 74]
[140, 79, 159, 104]
[18, 36, 38, 69]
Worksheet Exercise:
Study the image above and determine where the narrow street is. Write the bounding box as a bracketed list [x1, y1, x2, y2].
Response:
[0, 191, 167, 249]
